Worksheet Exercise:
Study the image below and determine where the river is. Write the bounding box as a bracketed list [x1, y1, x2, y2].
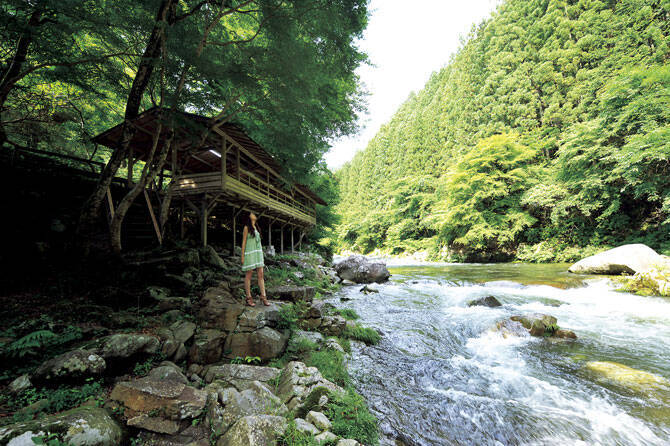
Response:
[327, 263, 670, 446]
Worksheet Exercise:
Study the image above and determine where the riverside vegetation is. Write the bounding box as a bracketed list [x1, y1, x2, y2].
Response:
[331, 0, 670, 262]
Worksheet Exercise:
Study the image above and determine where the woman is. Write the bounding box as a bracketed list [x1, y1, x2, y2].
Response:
[240, 211, 269, 306]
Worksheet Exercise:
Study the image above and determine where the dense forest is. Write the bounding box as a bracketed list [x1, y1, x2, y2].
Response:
[333, 0, 670, 262]
[1, 0, 366, 256]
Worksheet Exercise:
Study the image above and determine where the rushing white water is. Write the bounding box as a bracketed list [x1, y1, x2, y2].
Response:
[329, 264, 670, 446]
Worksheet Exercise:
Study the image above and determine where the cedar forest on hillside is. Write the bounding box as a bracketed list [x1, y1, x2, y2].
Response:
[332, 0, 670, 262]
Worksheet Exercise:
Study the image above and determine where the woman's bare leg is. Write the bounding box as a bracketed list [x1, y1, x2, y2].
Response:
[245, 270, 255, 305]
[257, 267, 268, 305]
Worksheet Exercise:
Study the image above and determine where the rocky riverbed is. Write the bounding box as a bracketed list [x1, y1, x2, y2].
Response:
[0, 248, 383, 445]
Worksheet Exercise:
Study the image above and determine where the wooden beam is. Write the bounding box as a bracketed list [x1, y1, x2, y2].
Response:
[144, 189, 162, 244]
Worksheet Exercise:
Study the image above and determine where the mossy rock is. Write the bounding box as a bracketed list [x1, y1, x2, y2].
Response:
[0, 406, 123, 446]
[586, 361, 670, 398]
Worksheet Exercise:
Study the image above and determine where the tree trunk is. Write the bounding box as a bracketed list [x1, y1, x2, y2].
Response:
[0, 9, 42, 147]
[110, 122, 174, 253]
[77, 0, 177, 249]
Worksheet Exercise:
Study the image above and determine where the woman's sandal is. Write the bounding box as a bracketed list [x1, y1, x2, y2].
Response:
[260, 295, 270, 306]
[246, 295, 256, 307]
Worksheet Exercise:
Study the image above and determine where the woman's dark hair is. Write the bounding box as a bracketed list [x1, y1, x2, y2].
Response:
[243, 212, 257, 236]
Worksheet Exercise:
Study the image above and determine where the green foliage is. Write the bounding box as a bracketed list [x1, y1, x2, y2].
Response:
[3, 330, 57, 358]
[132, 358, 154, 377]
[342, 325, 381, 345]
[31, 433, 73, 446]
[331, 308, 360, 320]
[1, 326, 82, 359]
[334, 0, 670, 261]
[325, 389, 379, 446]
[277, 303, 303, 330]
[277, 420, 321, 446]
[304, 349, 349, 388]
[430, 133, 539, 261]
[543, 323, 560, 337]
[231, 356, 262, 365]
[3, 379, 104, 416]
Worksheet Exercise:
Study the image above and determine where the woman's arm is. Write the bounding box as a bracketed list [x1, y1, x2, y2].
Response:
[241, 225, 248, 264]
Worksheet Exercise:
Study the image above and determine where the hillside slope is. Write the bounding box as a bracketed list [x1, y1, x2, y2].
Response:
[334, 0, 670, 261]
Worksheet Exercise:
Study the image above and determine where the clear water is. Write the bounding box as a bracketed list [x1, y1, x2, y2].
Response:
[329, 263, 670, 446]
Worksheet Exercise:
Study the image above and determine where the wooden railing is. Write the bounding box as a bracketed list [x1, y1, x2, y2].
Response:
[171, 169, 316, 224]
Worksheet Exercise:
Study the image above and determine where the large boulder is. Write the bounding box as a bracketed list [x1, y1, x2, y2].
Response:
[96, 333, 160, 359]
[203, 364, 280, 390]
[216, 415, 287, 446]
[319, 316, 346, 336]
[0, 406, 122, 446]
[189, 329, 227, 365]
[225, 327, 289, 361]
[110, 377, 207, 434]
[568, 244, 669, 275]
[334, 255, 390, 284]
[506, 314, 576, 339]
[34, 349, 105, 383]
[215, 382, 287, 435]
[200, 245, 227, 269]
[197, 288, 281, 332]
[468, 296, 502, 308]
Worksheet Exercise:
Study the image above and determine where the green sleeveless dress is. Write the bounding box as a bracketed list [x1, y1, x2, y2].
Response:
[242, 229, 264, 271]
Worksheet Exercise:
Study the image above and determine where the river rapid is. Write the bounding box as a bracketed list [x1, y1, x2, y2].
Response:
[327, 263, 670, 446]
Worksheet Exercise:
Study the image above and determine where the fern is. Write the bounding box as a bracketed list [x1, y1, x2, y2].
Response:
[4, 330, 57, 358]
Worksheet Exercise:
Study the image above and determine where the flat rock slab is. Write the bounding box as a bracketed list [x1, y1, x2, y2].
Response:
[268, 285, 316, 302]
[203, 364, 280, 389]
[110, 377, 207, 423]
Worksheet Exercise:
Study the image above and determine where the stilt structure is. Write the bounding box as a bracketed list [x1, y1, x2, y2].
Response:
[93, 107, 326, 250]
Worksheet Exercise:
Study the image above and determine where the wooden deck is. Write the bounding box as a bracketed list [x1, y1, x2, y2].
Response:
[171, 170, 316, 225]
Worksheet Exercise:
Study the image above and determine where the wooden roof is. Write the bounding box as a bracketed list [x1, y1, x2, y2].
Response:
[92, 107, 326, 205]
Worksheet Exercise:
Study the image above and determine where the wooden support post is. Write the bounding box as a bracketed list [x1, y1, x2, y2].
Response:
[232, 207, 236, 254]
[221, 139, 228, 188]
[179, 201, 185, 239]
[291, 226, 294, 253]
[158, 167, 164, 189]
[299, 230, 303, 251]
[268, 221, 272, 247]
[127, 149, 134, 187]
[236, 146, 240, 181]
[200, 194, 208, 247]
